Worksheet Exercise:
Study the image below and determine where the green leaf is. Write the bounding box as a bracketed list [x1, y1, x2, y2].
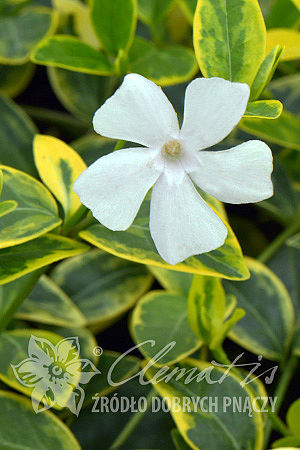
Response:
[188, 276, 226, 345]
[33, 135, 87, 231]
[287, 233, 300, 251]
[0, 165, 62, 249]
[178, 0, 197, 24]
[293, 321, 300, 357]
[138, 0, 175, 25]
[212, 307, 245, 350]
[272, 437, 300, 448]
[51, 249, 152, 330]
[0, 233, 89, 285]
[47, 66, 110, 121]
[266, 29, 300, 61]
[16, 275, 86, 327]
[128, 37, 198, 86]
[224, 293, 238, 318]
[0, 7, 58, 64]
[148, 265, 193, 296]
[0, 94, 37, 175]
[172, 429, 193, 450]
[258, 160, 299, 225]
[0, 390, 81, 449]
[32, 35, 114, 75]
[79, 194, 249, 281]
[244, 100, 283, 119]
[0, 200, 17, 218]
[269, 74, 300, 185]
[72, 135, 116, 166]
[290, 0, 300, 11]
[131, 291, 201, 365]
[0, 0, 28, 15]
[240, 111, 300, 151]
[287, 398, 300, 436]
[52, 0, 99, 48]
[188, 275, 245, 350]
[0, 329, 81, 408]
[250, 45, 283, 101]
[279, 149, 300, 191]
[148, 268, 236, 316]
[193, 0, 266, 85]
[266, 0, 300, 28]
[238, 366, 269, 400]
[90, 0, 137, 56]
[286, 233, 300, 332]
[268, 245, 300, 319]
[48, 326, 98, 364]
[83, 351, 140, 405]
[224, 258, 295, 360]
[145, 358, 263, 450]
[0, 271, 42, 331]
[0, 63, 34, 98]
[270, 73, 300, 118]
[70, 378, 174, 449]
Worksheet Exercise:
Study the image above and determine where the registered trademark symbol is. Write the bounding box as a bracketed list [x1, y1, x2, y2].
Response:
[93, 346, 103, 357]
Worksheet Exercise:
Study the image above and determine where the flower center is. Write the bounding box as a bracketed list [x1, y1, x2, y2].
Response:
[48, 362, 65, 381]
[162, 140, 181, 158]
[52, 365, 63, 376]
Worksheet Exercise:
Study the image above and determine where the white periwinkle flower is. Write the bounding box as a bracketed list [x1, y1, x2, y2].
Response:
[74, 74, 273, 265]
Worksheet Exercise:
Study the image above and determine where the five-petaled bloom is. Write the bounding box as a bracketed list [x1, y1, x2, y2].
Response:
[12, 335, 100, 414]
[74, 74, 273, 265]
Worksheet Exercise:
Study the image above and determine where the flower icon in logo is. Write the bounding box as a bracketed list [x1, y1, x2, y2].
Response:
[11, 335, 100, 415]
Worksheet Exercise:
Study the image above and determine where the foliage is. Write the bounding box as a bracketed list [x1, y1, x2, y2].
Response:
[0, 0, 300, 449]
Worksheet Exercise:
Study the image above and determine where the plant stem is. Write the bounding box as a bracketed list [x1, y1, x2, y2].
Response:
[258, 216, 300, 264]
[267, 410, 290, 437]
[68, 211, 95, 237]
[263, 356, 298, 449]
[62, 206, 87, 236]
[114, 139, 125, 150]
[200, 345, 208, 361]
[108, 388, 156, 449]
[211, 346, 231, 365]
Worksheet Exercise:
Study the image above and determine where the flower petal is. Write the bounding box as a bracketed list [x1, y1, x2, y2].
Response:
[32, 382, 55, 413]
[65, 385, 85, 416]
[28, 335, 56, 366]
[180, 77, 250, 151]
[66, 359, 100, 384]
[93, 73, 180, 147]
[11, 358, 49, 387]
[149, 172, 228, 265]
[189, 140, 273, 204]
[74, 147, 163, 231]
[56, 337, 80, 364]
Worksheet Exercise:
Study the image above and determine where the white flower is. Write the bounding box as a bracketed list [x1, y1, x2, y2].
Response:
[12, 335, 100, 415]
[74, 74, 273, 265]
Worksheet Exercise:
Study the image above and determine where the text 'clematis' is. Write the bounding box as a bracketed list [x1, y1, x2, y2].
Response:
[73, 74, 273, 265]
